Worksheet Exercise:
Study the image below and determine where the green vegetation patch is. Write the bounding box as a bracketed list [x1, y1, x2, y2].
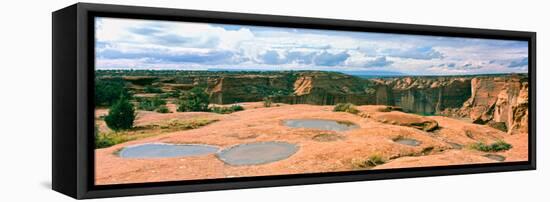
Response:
[95, 118, 218, 149]
[95, 78, 131, 106]
[143, 85, 163, 93]
[104, 96, 135, 131]
[177, 87, 210, 112]
[209, 105, 244, 114]
[95, 132, 136, 149]
[351, 154, 387, 169]
[312, 133, 343, 142]
[166, 89, 182, 98]
[138, 96, 167, 112]
[156, 105, 170, 113]
[263, 97, 273, 107]
[470, 140, 512, 152]
[333, 103, 360, 114]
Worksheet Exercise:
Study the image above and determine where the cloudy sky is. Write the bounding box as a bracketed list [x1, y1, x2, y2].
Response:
[95, 17, 528, 75]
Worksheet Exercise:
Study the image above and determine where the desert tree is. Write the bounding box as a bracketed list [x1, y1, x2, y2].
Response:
[104, 95, 135, 131]
[177, 87, 210, 112]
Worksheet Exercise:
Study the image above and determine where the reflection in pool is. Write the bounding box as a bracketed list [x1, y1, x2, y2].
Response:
[283, 119, 359, 131]
[216, 142, 299, 166]
[118, 143, 219, 159]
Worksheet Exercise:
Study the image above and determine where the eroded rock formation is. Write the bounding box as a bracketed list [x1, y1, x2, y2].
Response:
[456, 76, 529, 134]
[98, 71, 528, 134]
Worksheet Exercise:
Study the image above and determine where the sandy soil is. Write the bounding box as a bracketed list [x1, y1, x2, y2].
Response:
[95, 103, 528, 185]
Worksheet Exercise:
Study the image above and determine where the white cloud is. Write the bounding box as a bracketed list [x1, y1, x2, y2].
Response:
[95, 17, 529, 75]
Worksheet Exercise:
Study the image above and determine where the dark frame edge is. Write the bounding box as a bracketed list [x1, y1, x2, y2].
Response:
[528, 32, 536, 170]
[82, 163, 534, 199]
[52, 3, 79, 199]
[51, 2, 536, 199]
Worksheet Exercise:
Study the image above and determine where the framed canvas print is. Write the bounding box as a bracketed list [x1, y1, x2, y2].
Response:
[52, 3, 536, 199]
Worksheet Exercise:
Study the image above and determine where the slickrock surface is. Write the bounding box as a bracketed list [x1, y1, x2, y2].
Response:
[95, 103, 527, 185]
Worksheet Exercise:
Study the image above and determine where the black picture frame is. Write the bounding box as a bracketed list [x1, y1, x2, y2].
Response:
[52, 3, 536, 199]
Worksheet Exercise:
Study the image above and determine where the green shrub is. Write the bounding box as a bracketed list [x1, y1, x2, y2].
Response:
[95, 132, 134, 149]
[366, 155, 386, 167]
[177, 87, 210, 112]
[95, 133, 116, 149]
[209, 105, 244, 114]
[333, 103, 360, 114]
[156, 105, 170, 113]
[95, 78, 130, 106]
[104, 96, 135, 131]
[138, 96, 166, 111]
[167, 90, 181, 98]
[144, 85, 163, 93]
[230, 105, 244, 111]
[351, 154, 386, 169]
[263, 97, 273, 107]
[470, 140, 512, 152]
[158, 93, 170, 99]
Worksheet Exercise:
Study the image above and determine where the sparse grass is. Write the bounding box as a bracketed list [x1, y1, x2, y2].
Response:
[351, 154, 386, 169]
[263, 97, 273, 107]
[366, 155, 386, 166]
[138, 96, 167, 111]
[209, 105, 245, 114]
[112, 148, 124, 156]
[333, 103, 359, 114]
[95, 132, 135, 149]
[336, 120, 357, 127]
[95, 118, 218, 149]
[421, 146, 435, 155]
[312, 133, 342, 142]
[470, 140, 512, 152]
[156, 105, 170, 113]
[155, 119, 218, 131]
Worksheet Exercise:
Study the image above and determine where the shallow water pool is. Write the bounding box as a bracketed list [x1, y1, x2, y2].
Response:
[118, 143, 219, 159]
[216, 142, 299, 166]
[283, 119, 359, 131]
[393, 138, 421, 146]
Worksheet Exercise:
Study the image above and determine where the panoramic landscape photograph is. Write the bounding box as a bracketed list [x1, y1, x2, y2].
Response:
[94, 17, 529, 185]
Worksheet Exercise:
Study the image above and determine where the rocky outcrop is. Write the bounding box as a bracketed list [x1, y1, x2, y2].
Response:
[208, 71, 390, 105]
[209, 74, 295, 104]
[371, 111, 439, 132]
[375, 77, 472, 115]
[456, 75, 529, 134]
[98, 71, 528, 134]
[276, 72, 389, 105]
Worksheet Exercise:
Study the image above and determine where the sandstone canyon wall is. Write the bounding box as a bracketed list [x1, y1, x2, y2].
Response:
[103, 71, 528, 134]
[203, 72, 528, 134]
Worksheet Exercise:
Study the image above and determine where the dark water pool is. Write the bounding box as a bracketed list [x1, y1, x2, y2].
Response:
[216, 142, 299, 166]
[283, 119, 359, 131]
[118, 143, 219, 159]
